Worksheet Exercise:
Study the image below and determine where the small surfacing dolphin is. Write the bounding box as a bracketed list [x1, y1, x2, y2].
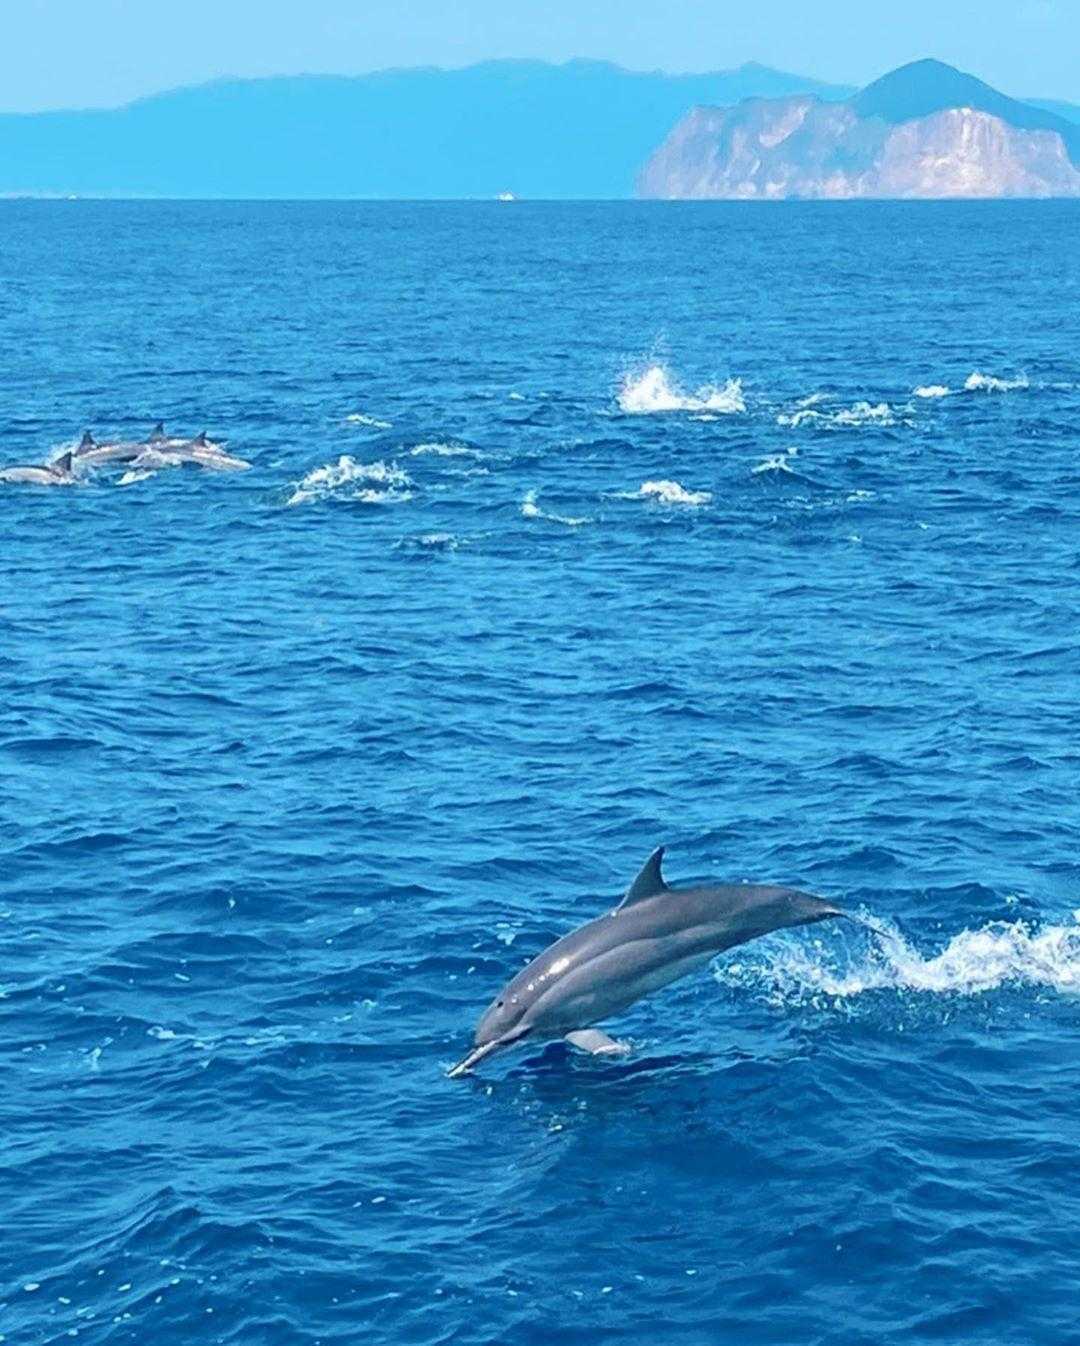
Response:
[0, 450, 76, 486]
[447, 847, 845, 1077]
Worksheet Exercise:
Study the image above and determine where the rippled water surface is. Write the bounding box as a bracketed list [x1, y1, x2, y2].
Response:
[4, 201, 1080, 1344]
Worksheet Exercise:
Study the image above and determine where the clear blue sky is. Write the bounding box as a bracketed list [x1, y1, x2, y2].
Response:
[4, 0, 1076, 111]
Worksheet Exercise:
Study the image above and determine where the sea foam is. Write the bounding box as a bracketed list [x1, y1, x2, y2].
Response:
[520, 489, 590, 526]
[615, 479, 713, 507]
[345, 412, 393, 429]
[779, 401, 895, 429]
[409, 442, 481, 458]
[618, 364, 745, 415]
[752, 447, 799, 475]
[964, 371, 1029, 393]
[286, 456, 412, 507]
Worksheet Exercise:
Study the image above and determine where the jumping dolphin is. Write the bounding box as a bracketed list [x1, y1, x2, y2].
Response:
[447, 848, 845, 1078]
[0, 450, 76, 486]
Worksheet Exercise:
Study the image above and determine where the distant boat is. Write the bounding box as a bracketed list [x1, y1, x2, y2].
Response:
[496, 191, 517, 202]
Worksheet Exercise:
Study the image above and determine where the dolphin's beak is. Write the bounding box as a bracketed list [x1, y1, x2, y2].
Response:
[446, 1039, 503, 1079]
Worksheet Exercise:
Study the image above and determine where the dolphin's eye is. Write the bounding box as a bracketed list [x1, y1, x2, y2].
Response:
[496, 1000, 504, 1008]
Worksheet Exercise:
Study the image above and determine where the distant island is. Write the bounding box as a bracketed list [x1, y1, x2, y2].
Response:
[639, 59, 1080, 199]
[0, 57, 1078, 200]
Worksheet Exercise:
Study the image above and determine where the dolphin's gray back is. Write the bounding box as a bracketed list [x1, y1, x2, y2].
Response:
[77, 441, 143, 464]
[0, 464, 65, 484]
[501, 883, 825, 1034]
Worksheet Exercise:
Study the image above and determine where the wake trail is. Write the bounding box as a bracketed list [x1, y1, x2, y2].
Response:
[715, 913, 1080, 1003]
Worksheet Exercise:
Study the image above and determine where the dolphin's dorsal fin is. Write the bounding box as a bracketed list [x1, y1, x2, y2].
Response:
[79, 431, 94, 449]
[618, 847, 668, 909]
[149, 422, 164, 440]
[55, 451, 74, 473]
[194, 431, 208, 446]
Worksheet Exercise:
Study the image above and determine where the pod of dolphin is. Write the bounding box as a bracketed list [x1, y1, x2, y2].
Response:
[0, 422, 250, 485]
[448, 847, 849, 1078]
[5, 424, 849, 1079]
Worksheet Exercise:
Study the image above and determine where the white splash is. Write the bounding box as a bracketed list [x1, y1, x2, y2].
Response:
[520, 489, 590, 527]
[622, 479, 713, 507]
[714, 915, 1080, 1005]
[286, 456, 412, 508]
[409, 442, 481, 458]
[396, 532, 461, 552]
[618, 365, 745, 415]
[913, 384, 951, 398]
[345, 412, 393, 429]
[778, 401, 895, 429]
[964, 371, 1029, 393]
[752, 447, 799, 475]
[831, 402, 892, 426]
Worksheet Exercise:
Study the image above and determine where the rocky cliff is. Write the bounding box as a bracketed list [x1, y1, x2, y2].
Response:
[638, 59, 1080, 200]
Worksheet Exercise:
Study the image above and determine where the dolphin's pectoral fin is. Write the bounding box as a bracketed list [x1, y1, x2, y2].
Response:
[617, 846, 669, 910]
[565, 1029, 631, 1057]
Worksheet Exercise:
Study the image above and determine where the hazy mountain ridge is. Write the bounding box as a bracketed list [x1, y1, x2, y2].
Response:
[639, 60, 1080, 199]
[1027, 98, 1080, 126]
[0, 59, 852, 199]
[0, 57, 1076, 199]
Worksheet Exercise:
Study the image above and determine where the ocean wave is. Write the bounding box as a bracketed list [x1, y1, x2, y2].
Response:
[964, 371, 1029, 393]
[714, 914, 1080, 1005]
[617, 364, 745, 415]
[913, 384, 951, 398]
[613, 479, 713, 507]
[286, 456, 412, 508]
[520, 489, 590, 526]
[345, 412, 393, 429]
[778, 401, 896, 429]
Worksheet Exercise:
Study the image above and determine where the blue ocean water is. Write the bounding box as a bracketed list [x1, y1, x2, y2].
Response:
[3, 200, 1080, 1345]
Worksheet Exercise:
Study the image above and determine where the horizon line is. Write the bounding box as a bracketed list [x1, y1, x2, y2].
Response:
[3, 195, 1079, 205]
